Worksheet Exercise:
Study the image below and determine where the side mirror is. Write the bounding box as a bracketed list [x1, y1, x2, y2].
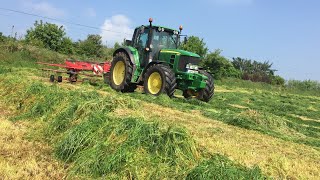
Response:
[184, 37, 188, 44]
[125, 40, 132, 46]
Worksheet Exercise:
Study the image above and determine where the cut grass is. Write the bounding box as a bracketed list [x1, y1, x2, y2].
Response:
[59, 116, 199, 179]
[1, 45, 319, 179]
[0, 72, 265, 179]
[126, 86, 320, 148]
[112, 102, 320, 179]
[186, 155, 264, 180]
[0, 104, 66, 179]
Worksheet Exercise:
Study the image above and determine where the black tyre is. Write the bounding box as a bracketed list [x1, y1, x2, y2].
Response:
[50, 75, 55, 82]
[109, 52, 135, 92]
[143, 64, 177, 97]
[57, 76, 63, 83]
[197, 70, 215, 102]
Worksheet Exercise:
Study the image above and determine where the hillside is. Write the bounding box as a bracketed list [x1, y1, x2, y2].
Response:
[0, 45, 319, 179]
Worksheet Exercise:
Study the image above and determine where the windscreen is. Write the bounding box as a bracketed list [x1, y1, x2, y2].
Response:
[151, 29, 179, 50]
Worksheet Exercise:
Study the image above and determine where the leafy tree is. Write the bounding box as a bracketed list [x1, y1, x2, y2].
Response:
[232, 57, 276, 76]
[76, 34, 104, 58]
[59, 37, 74, 55]
[181, 36, 208, 57]
[201, 49, 241, 79]
[25, 20, 66, 52]
[113, 42, 121, 50]
[232, 57, 280, 84]
[271, 75, 285, 86]
[0, 32, 6, 42]
[102, 48, 114, 61]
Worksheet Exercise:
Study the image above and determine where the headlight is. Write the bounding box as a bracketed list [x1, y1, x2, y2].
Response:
[187, 69, 198, 74]
[192, 65, 199, 70]
[186, 63, 199, 70]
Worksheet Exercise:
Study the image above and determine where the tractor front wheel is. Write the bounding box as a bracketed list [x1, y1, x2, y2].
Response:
[109, 52, 136, 92]
[197, 70, 215, 102]
[144, 64, 176, 97]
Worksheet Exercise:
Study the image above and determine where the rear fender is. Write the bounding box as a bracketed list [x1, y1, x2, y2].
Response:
[113, 47, 140, 82]
[113, 47, 136, 65]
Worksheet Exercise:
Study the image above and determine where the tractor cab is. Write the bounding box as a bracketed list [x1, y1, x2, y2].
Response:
[128, 18, 181, 67]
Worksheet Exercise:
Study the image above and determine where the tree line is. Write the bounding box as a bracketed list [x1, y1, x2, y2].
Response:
[180, 36, 285, 85]
[0, 20, 117, 60]
[0, 20, 285, 85]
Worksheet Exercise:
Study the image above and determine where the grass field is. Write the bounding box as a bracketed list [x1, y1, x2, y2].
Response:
[0, 98, 66, 179]
[0, 46, 319, 179]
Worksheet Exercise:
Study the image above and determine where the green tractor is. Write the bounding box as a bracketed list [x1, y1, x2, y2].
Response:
[109, 18, 214, 102]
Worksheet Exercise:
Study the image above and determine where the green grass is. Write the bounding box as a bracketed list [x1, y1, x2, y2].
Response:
[2, 44, 319, 178]
[186, 155, 265, 180]
[0, 64, 265, 179]
[216, 78, 320, 96]
[125, 85, 320, 148]
[0, 75, 265, 179]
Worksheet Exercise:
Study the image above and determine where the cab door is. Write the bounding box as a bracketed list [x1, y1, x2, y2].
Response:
[133, 28, 149, 67]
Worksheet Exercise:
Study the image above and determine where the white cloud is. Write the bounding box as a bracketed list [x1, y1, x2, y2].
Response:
[85, 8, 96, 17]
[21, 0, 65, 17]
[209, 0, 254, 5]
[100, 15, 134, 46]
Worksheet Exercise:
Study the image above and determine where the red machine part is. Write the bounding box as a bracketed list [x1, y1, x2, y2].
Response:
[37, 59, 112, 83]
[37, 59, 111, 74]
[103, 63, 111, 73]
[65, 60, 93, 71]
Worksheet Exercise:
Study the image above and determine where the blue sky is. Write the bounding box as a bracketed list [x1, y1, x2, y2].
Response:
[0, 0, 319, 81]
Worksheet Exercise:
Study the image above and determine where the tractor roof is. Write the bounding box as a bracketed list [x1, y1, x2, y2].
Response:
[137, 25, 179, 32]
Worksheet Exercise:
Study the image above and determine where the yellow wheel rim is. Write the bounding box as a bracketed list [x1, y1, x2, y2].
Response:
[148, 72, 162, 94]
[113, 61, 125, 85]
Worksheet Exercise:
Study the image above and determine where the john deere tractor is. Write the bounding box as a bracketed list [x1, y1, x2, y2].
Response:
[109, 18, 214, 102]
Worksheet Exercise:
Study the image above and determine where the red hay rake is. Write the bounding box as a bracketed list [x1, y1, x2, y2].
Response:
[37, 59, 111, 83]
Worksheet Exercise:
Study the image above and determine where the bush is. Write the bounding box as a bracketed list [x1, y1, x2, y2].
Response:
[201, 50, 241, 79]
[25, 20, 67, 52]
[6, 40, 20, 53]
[286, 80, 320, 91]
[59, 37, 74, 55]
[242, 72, 272, 84]
[0, 32, 6, 42]
[75, 34, 104, 58]
[232, 57, 284, 84]
[271, 75, 285, 86]
[180, 36, 208, 58]
[22, 20, 112, 59]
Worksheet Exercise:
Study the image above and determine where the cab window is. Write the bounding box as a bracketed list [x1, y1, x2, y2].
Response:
[135, 28, 149, 49]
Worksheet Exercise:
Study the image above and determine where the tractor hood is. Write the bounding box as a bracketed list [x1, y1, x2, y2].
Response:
[160, 49, 201, 58]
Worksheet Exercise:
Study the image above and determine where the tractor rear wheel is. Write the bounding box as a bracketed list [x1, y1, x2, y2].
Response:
[109, 52, 136, 92]
[197, 70, 214, 102]
[143, 64, 176, 97]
